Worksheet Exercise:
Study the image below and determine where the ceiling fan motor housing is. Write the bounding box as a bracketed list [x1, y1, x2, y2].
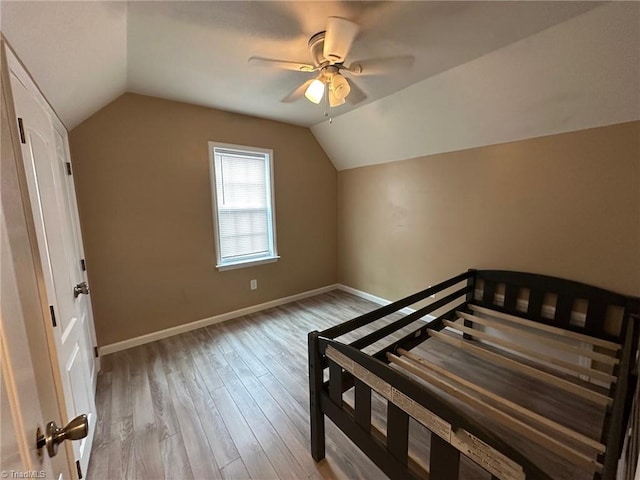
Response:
[308, 32, 329, 66]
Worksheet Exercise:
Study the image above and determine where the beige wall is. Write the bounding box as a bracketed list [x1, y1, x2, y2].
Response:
[69, 93, 337, 346]
[338, 121, 640, 300]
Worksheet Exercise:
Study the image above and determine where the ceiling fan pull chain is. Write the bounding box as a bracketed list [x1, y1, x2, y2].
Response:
[324, 81, 330, 119]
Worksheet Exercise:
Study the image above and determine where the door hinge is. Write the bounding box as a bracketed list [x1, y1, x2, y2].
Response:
[80, 259, 86, 271]
[49, 305, 57, 327]
[76, 459, 83, 479]
[94, 346, 99, 358]
[66, 162, 72, 175]
[17, 117, 26, 144]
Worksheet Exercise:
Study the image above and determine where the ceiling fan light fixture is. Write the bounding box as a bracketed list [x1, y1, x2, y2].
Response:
[329, 89, 345, 107]
[331, 73, 351, 100]
[305, 79, 325, 104]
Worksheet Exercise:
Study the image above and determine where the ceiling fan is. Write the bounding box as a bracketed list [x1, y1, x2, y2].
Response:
[249, 17, 414, 109]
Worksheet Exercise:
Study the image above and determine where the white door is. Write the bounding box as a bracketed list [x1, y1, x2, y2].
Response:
[2, 172, 58, 480]
[1, 191, 60, 480]
[51, 116, 100, 390]
[1, 43, 71, 480]
[7, 49, 98, 477]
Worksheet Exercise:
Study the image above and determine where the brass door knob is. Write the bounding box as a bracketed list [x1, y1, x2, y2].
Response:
[36, 414, 89, 457]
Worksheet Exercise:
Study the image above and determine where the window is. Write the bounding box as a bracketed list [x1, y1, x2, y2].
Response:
[209, 142, 278, 270]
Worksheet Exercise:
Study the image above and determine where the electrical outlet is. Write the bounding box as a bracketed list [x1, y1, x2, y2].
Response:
[250, 279, 257, 290]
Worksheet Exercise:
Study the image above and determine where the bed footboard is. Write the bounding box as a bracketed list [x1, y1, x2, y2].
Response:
[309, 334, 554, 479]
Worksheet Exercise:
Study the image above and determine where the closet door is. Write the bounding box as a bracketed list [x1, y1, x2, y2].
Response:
[7, 47, 97, 478]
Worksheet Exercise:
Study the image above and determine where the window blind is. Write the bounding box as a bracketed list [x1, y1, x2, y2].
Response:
[212, 146, 275, 265]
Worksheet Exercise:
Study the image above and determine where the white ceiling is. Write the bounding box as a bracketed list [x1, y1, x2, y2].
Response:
[313, 2, 640, 170]
[1, 1, 604, 130]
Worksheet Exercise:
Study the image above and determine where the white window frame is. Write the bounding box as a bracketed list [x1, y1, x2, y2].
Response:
[209, 142, 279, 271]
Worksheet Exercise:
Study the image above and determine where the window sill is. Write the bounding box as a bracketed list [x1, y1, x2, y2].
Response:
[216, 256, 280, 271]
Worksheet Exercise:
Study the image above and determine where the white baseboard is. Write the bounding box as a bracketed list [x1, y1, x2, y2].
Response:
[337, 284, 417, 315]
[99, 283, 339, 356]
[100, 282, 440, 356]
[337, 284, 440, 324]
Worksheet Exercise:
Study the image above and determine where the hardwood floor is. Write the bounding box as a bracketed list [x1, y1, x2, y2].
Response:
[88, 290, 604, 480]
[89, 290, 397, 480]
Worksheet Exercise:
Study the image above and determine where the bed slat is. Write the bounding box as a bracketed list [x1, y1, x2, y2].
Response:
[444, 319, 616, 384]
[469, 304, 621, 351]
[397, 348, 607, 453]
[456, 310, 619, 366]
[388, 352, 604, 472]
[426, 328, 613, 407]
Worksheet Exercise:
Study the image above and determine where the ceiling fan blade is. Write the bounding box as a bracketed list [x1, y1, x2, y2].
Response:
[345, 79, 367, 105]
[323, 17, 359, 64]
[281, 79, 315, 103]
[248, 57, 317, 72]
[346, 55, 415, 76]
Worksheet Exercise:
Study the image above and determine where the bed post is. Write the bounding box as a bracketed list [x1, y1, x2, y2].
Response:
[601, 312, 638, 479]
[308, 330, 326, 461]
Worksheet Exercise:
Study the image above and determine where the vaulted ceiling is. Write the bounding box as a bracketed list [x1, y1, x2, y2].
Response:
[2, 1, 638, 170]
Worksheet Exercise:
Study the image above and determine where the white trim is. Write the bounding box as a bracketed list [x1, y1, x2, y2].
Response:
[337, 284, 439, 322]
[337, 284, 415, 315]
[99, 284, 339, 356]
[216, 255, 280, 271]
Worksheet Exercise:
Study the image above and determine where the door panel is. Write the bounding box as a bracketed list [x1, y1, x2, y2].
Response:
[8, 52, 97, 477]
[65, 341, 94, 461]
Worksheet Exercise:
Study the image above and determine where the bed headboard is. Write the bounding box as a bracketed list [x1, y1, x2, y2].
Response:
[469, 269, 639, 343]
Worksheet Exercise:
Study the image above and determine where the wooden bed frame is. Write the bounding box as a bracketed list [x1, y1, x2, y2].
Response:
[308, 270, 640, 480]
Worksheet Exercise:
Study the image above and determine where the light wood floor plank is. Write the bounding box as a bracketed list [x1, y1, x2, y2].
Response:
[220, 457, 251, 480]
[87, 440, 109, 479]
[110, 353, 132, 421]
[231, 363, 321, 477]
[128, 347, 154, 434]
[145, 342, 181, 441]
[217, 362, 309, 480]
[92, 371, 112, 447]
[159, 431, 194, 480]
[179, 355, 240, 469]
[108, 416, 135, 480]
[209, 383, 280, 479]
[184, 330, 225, 391]
[167, 371, 222, 479]
[133, 426, 165, 480]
